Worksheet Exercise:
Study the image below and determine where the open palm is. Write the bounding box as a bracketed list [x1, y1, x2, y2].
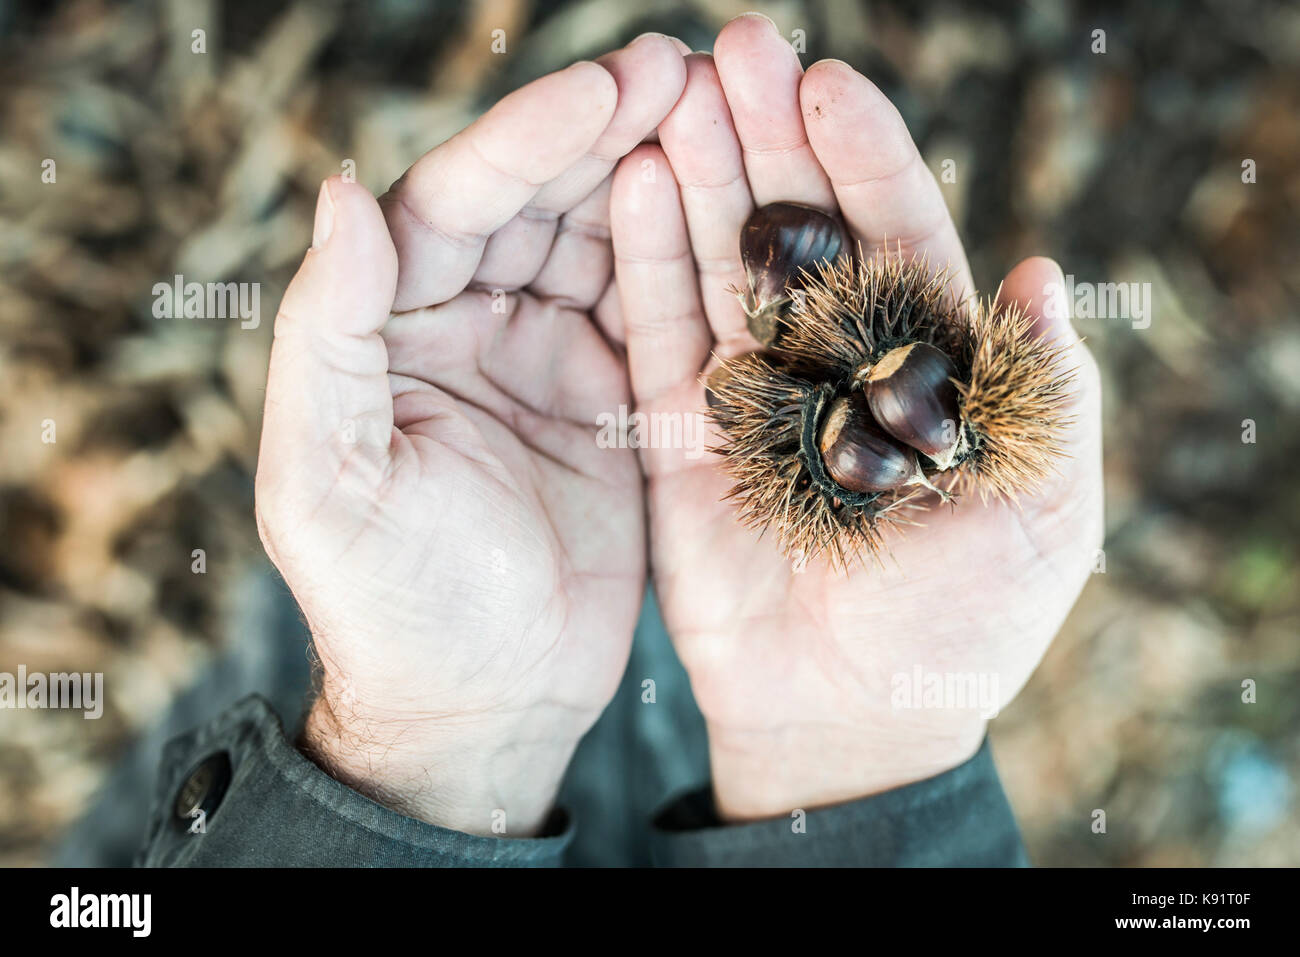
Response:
[255, 39, 687, 833]
[610, 16, 1103, 817]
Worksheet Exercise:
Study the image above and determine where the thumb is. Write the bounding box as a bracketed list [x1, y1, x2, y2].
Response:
[997, 255, 1103, 486]
[997, 255, 1074, 348]
[260, 177, 399, 477]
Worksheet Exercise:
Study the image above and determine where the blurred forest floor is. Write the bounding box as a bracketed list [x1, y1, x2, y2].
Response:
[1, 0, 1298, 865]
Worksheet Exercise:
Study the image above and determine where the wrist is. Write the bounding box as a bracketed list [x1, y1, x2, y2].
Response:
[300, 686, 580, 837]
[705, 717, 987, 822]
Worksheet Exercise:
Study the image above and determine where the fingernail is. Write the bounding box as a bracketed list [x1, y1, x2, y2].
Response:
[630, 32, 690, 55]
[736, 11, 778, 31]
[312, 180, 335, 250]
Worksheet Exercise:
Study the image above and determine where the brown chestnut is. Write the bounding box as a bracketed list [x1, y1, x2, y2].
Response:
[817, 393, 918, 493]
[863, 342, 964, 469]
[739, 202, 848, 345]
[704, 364, 734, 409]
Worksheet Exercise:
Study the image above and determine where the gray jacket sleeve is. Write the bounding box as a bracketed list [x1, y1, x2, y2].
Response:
[138, 694, 1024, 867]
[649, 737, 1028, 867]
[136, 695, 572, 867]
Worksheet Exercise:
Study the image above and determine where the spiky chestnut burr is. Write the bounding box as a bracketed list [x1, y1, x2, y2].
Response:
[706, 351, 925, 568]
[707, 205, 1073, 569]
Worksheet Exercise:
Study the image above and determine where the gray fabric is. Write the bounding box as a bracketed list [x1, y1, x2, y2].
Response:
[559, 588, 711, 865]
[134, 691, 1024, 866]
[136, 694, 572, 867]
[60, 566, 1029, 866]
[54, 571, 313, 867]
[649, 737, 1028, 867]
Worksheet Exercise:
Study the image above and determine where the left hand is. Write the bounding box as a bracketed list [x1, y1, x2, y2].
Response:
[256, 36, 687, 835]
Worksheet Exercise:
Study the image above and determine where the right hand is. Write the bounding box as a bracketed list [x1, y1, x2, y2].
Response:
[254, 37, 687, 836]
[609, 16, 1103, 820]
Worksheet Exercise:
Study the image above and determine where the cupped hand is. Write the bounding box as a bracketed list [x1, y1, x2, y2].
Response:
[610, 16, 1103, 819]
[255, 37, 687, 835]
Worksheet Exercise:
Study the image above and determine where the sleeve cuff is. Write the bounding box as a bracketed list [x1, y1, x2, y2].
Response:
[137, 694, 573, 867]
[649, 737, 1028, 867]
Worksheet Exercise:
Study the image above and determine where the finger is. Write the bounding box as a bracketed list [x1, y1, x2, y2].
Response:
[998, 257, 1076, 345]
[382, 61, 618, 311]
[658, 53, 756, 352]
[262, 177, 397, 472]
[473, 35, 688, 292]
[997, 256, 1102, 443]
[712, 13, 836, 211]
[592, 279, 625, 350]
[529, 175, 613, 312]
[641, 31, 691, 56]
[800, 59, 974, 299]
[383, 292, 627, 429]
[610, 144, 712, 446]
[532, 34, 687, 211]
[996, 256, 1103, 560]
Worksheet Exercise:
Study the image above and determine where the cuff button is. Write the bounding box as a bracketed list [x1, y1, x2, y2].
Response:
[173, 752, 232, 831]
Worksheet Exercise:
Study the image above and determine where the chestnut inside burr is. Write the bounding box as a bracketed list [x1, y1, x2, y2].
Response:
[863, 342, 965, 468]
